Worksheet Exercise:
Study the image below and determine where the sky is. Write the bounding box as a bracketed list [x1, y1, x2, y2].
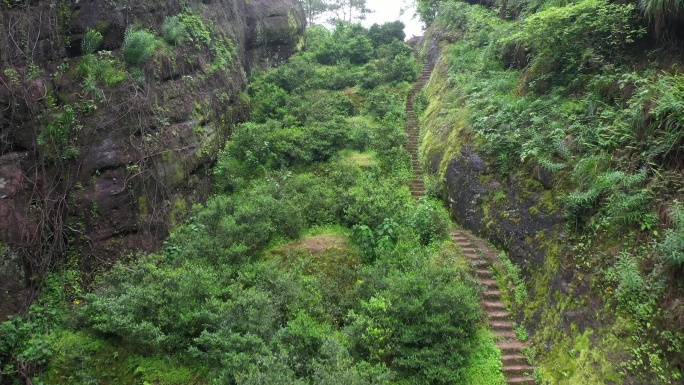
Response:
[361, 0, 425, 38]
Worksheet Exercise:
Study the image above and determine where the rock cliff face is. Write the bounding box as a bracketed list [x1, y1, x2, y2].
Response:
[0, 0, 305, 318]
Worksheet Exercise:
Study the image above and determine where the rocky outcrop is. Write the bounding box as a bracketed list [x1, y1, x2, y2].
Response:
[0, 0, 305, 318]
[441, 146, 565, 272]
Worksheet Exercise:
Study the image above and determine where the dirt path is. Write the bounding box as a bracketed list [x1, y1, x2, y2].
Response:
[405, 52, 536, 385]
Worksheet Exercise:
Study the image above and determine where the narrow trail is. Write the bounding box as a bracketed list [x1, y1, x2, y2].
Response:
[405, 52, 536, 385]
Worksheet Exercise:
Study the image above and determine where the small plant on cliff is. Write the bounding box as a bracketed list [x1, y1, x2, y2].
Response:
[162, 16, 185, 46]
[81, 29, 103, 55]
[123, 27, 157, 67]
[162, 13, 212, 49]
[37, 105, 82, 160]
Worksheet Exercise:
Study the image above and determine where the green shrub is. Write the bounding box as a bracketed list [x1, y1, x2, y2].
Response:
[336, 172, 412, 230]
[363, 90, 403, 120]
[161, 13, 212, 48]
[505, 0, 644, 90]
[249, 80, 289, 123]
[81, 29, 103, 54]
[162, 15, 185, 45]
[78, 51, 128, 87]
[122, 27, 157, 67]
[314, 22, 374, 65]
[291, 92, 356, 124]
[347, 264, 481, 384]
[272, 311, 332, 377]
[387, 53, 420, 84]
[408, 199, 451, 245]
[263, 55, 318, 92]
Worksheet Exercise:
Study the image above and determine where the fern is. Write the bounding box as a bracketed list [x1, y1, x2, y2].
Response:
[659, 200, 684, 265]
[538, 156, 565, 172]
[564, 169, 650, 228]
[614, 252, 649, 318]
[605, 189, 653, 226]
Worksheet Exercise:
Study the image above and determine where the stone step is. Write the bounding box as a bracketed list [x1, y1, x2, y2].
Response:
[475, 269, 493, 278]
[496, 341, 527, 353]
[502, 354, 528, 366]
[470, 259, 489, 268]
[483, 300, 506, 310]
[482, 289, 502, 299]
[507, 376, 536, 385]
[480, 278, 497, 287]
[503, 365, 535, 376]
[487, 310, 511, 320]
[491, 320, 515, 329]
[494, 330, 517, 339]
[460, 247, 477, 254]
[507, 378, 535, 385]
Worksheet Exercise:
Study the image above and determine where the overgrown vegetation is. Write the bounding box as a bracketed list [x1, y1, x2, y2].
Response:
[417, 0, 684, 382]
[0, 21, 493, 385]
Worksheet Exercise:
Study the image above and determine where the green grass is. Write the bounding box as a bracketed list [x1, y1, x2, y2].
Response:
[461, 328, 506, 385]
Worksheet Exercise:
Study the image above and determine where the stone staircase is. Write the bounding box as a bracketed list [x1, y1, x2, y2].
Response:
[405, 49, 536, 385]
[452, 229, 536, 385]
[405, 60, 431, 199]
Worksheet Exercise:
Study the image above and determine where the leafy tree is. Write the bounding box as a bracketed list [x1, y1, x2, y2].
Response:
[347, 263, 481, 384]
[299, 0, 330, 25]
[327, 0, 373, 23]
[368, 21, 406, 47]
[415, 0, 444, 24]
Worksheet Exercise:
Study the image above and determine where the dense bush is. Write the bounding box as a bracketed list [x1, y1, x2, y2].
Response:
[161, 15, 185, 45]
[122, 27, 157, 67]
[409, 198, 451, 245]
[347, 258, 481, 384]
[506, 0, 644, 91]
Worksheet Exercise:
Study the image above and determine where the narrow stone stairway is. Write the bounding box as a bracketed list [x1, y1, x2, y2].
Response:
[405, 60, 431, 199]
[405, 53, 536, 384]
[451, 230, 536, 384]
